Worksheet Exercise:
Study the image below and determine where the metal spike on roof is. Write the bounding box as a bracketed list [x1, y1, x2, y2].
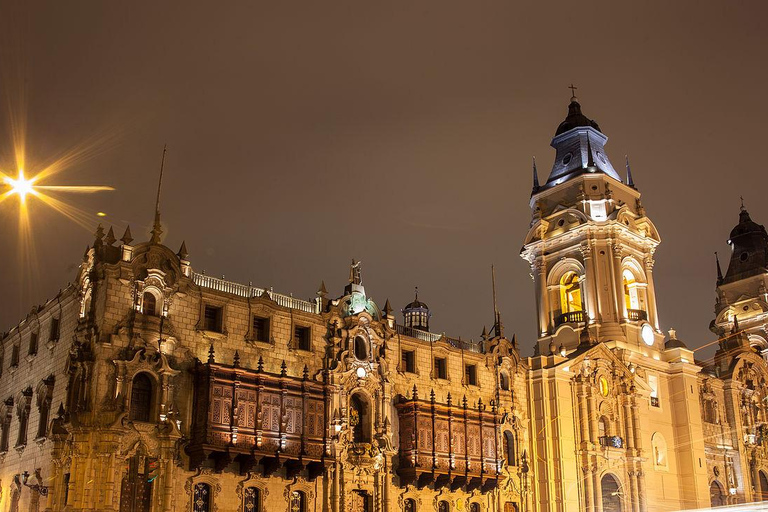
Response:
[532, 156, 540, 193]
[104, 226, 116, 246]
[120, 225, 133, 245]
[177, 241, 189, 260]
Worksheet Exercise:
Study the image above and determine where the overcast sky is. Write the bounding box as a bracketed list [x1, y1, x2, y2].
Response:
[0, 1, 766, 365]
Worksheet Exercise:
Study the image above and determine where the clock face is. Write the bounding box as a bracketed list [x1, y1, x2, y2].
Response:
[641, 323, 655, 346]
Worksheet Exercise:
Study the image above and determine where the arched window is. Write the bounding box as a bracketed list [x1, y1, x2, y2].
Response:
[142, 292, 157, 316]
[243, 487, 260, 512]
[15, 389, 32, 448]
[470, 504, 480, 512]
[0, 398, 12, 452]
[404, 498, 416, 512]
[559, 271, 582, 313]
[290, 491, 306, 512]
[354, 335, 367, 361]
[130, 373, 154, 422]
[350, 393, 370, 443]
[504, 430, 516, 466]
[598, 416, 608, 439]
[438, 501, 449, 512]
[760, 471, 768, 501]
[601, 474, 622, 512]
[651, 432, 668, 469]
[193, 483, 211, 512]
[36, 377, 55, 440]
[500, 371, 510, 391]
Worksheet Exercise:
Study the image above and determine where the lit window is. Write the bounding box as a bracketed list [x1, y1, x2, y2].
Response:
[559, 272, 582, 313]
[648, 375, 659, 407]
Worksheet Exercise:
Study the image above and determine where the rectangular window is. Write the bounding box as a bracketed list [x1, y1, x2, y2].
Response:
[465, 364, 477, 386]
[203, 305, 222, 332]
[63, 473, 71, 506]
[402, 350, 416, 373]
[434, 357, 447, 380]
[28, 333, 38, 356]
[10, 345, 19, 367]
[50, 318, 60, 341]
[648, 374, 660, 407]
[295, 326, 311, 351]
[252, 316, 270, 342]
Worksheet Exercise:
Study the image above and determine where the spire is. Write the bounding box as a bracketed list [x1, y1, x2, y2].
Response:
[93, 224, 104, 247]
[715, 251, 723, 284]
[104, 226, 116, 246]
[317, 280, 328, 298]
[383, 298, 393, 317]
[177, 241, 189, 260]
[414, 286, 419, 302]
[150, 144, 167, 245]
[120, 225, 133, 245]
[491, 265, 504, 337]
[532, 157, 540, 194]
[568, 83, 578, 103]
[625, 155, 635, 188]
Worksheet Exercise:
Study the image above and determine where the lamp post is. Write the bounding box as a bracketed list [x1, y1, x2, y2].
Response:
[21, 470, 48, 497]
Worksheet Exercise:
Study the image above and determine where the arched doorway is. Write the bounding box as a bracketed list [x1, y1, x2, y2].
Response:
[600, 474, 622, 512]
[710, 480, 726, 507]
[760, 471, 768, 501]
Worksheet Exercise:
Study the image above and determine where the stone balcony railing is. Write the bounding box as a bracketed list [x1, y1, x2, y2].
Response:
[192, 272, 320, 314]
[555, 310, 585, 327]
[627, 309, 648, 322]
[396, 325, 484, 354]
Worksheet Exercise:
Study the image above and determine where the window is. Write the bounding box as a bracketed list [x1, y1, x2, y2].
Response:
[402, 350, 415, 373]
[465, 364, 477, 386]
[500, 371, 510, 391]
[62, 473, 70, 506]
[130, 373, 153, 422]
[16, 389, 32, 448]
[354, 335, 368, 360]
[142, 292, 157, 316]
[203, 305, 222, 332]
[470, 504, 480, 512]
[504, 430, 516, 466]
[10, 344, 19, 367]
[290, 491, 306, 512]
[295, 326, 311, 351]
[438, 501, 449, 512]
[598, 416, 608, 439]
[559, 271, 582, 313]
[0, 398, 12, 452]
[49, 318, 60, 342]
[36, 377, 54, 440]
[243, 487, 260, 512]
[404, 498, 416, 512]
[623, 269, 640, 311]
[350, 393, 370, 443]
[652, 432, 668, 469]
[648, 374, 660, 407]
[434, 357, 447, 380]
[252, 316, 270, 343]
[193, 483, 211, 512]
[28, 332, 38, 356]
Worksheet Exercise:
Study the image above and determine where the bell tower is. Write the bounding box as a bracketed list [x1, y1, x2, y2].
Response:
[521, 92, 663, 356]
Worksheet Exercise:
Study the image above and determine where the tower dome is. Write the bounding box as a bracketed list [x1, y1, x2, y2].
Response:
[723, 206, 768, 284]
[402, 288, 430, 331]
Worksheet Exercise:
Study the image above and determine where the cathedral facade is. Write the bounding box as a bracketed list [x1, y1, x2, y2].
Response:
[0, 96, 767, 512]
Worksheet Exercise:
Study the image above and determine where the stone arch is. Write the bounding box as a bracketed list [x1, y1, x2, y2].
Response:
[600, 473, 623, 512]
[129, 372, 156, 423]
[709, 480, 726, 507]
[140, 288, 161, 316]
[349, 391, 372, 443]
[760, 470, 768, 501]
[546, 258, 586, 287]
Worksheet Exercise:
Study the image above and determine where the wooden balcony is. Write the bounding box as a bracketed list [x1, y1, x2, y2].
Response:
[187, 360, 330, 479]
[395, 392, 500, 492]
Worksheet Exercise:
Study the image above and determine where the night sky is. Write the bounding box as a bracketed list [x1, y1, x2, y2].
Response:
[1, 1, 766, 365]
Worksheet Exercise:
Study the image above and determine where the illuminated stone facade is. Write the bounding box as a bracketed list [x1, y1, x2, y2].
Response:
[1, 95, 768, 512]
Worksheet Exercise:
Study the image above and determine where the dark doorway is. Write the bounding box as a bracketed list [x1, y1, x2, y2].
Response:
[601, 474, 622, 512]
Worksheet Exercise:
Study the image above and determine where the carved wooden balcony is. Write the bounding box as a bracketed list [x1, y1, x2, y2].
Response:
[188, 359, 330, 479]
[395, 392, 500, 492]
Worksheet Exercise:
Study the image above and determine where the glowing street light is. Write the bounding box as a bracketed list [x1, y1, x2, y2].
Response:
[4, 169, 36, 203]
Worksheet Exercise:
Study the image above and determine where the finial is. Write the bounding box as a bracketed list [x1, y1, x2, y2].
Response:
[317, 280, 328, 297]
[120, 225, 133, 245]
[446, 393, 452, 406]
[462, 395, 468, 408]
[430, 389, 436, 402]
[150, 144, 167, 245]
[733, 315, 740, 333]
[303, 365, 309, 380]
[532, 157, 540, 193]
[625, 155, 635, 188]
[568, 83, 578, 102]
[56, 402, 65, 419]
[481, 325, 488, 339]
[412, 384, 418, 400]
[414, 286, 419, 301]
[94, 224, 104, 246]
[257, 356, 264, 372]
[280, 360, 287, 377]
[586, 136, 595, 168]
[233, 350, 240, 367]
[207, 343, 215, 363]
[740, 196, 746, 212]
[177, 241, 189, 260]
[715, 252, 723, 284]
[104, 227, 116, 246]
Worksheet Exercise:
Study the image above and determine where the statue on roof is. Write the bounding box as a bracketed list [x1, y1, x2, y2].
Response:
[349, 259, 362, 285]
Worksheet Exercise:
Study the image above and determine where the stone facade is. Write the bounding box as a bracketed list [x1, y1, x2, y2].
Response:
[1, 95, 768, 512]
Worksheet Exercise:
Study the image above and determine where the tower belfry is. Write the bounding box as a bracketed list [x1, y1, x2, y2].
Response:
[521, 93, 662, 355]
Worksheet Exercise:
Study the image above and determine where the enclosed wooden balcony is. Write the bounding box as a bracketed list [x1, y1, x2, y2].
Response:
[187, 358, 330, 479]
[396, 391, 500, 491]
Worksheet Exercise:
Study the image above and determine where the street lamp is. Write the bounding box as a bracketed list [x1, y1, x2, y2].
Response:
[21, 470, 49, 497]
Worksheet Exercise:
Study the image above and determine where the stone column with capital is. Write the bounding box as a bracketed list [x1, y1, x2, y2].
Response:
[644, 254, 660, 330]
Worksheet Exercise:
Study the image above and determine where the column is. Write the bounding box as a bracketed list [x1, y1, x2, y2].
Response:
[644, 255, 660, 330]
[580, 242, 598, 323]
[534, 260, 550, 336]
[610, 240, 626, 323]
[579, 382, 594, 512]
